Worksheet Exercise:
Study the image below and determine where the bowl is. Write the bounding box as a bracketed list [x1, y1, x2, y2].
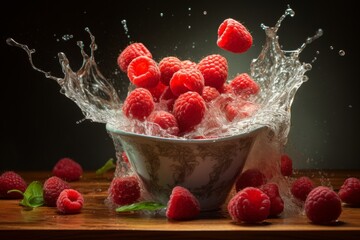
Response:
[106, 123, 265, 211]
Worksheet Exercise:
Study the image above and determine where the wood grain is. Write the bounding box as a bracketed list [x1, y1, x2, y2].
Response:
[0, 170, 359, 240]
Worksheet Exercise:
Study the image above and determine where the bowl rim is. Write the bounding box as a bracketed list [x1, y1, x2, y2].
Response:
[106, 123, 266, 144]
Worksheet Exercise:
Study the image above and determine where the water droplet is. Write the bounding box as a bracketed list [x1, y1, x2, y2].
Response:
[192, 42, 196, 48]
[302, 75, 309, 82]
[121, 19, 129, 35]
[188, 25, 191, 29]
[330, 45, 334, 50]
[160, 12, 164, 17]
[260, 23, 267, 30]
[316, 50, 320, 54]
[62, 34, 73, 41]
[304, 63, 312, 71]
[311, 57, 317, 63]
[203, 10, 207, 15]
[339, 50, 345, 56]
[188, 13, 191, 16]
[348, 104, 353, 108]
[188, 7, 191, 11]
[285, 6, 295, 17]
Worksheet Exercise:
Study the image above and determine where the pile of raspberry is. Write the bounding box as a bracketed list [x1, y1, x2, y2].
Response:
[117, 18, 259, 138]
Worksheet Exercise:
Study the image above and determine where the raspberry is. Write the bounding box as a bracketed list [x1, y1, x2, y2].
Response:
[305, 186, 342, 224]
[127, 56, 160, 89]
[159, 56, 182, 85]
[229, 73, 260, 98]
[117, 42, 152, 72]
[338, 177, 360, 206]
[219, 83, 233, 94]
[280, 154, 293, 176]
[166, 186, 200, 221]
[159, 86, 177, 111]
[173, 91, 206, 133]
[147, 110, 179, 136]
[169, 69, 204, 97]
[43, 176, 70, 207]
[227, 187, 270, 223]
[108, 176, 141, 206]
[0, 171, 27, 199]
[291, 176, 315, 201]
[261, 183, 284, 217]
[122, 88, 155, 120]
[147, 82, 167, 102]
[235, 168, 267, 192]
[181, 60, 197, 69]
[56, 189, 84, 214]
[217, 18, 253, 53]
[201, 86, 220, 102]
[52, 157, 83, 182]
[197, 54, 228, 90]
[225, 100, 259, 122]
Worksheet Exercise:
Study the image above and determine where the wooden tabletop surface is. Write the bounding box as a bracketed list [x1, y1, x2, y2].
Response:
[0, 170, 359, 240]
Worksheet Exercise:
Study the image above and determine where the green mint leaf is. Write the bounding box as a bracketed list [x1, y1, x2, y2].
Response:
[96, 158, 116, 175]
[116, 201, 166, 212]
[18, 181, 44, 209]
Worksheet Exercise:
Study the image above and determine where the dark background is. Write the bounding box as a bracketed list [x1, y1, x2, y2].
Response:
[1, 0, 359, 171]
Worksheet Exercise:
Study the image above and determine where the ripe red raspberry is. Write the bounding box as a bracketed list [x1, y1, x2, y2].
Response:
[225, 100, 259, 122]
[43, 176, 70, 207]
[260, 183, 284, 217]
[117, 42, 152, 72]
[291, 176, 315, 201]
[229, 73, 260, 98]
[169, 69, 204, 97]
[305, 186, 342, 224]
[52, 157, 83, 182]
[235, 168, 267, 192]
[127, 56, 160, 89]
[166, 186, 200, 220]
[159, 56, 182, 85]
[173, 91, 206, 133]
[122, 88, 155, 120]
[280, 154, 293, 176]
[108, 176, 141, 206]
[159, 86, 177, 111]
[217, 18, 253, 53]
[219, 83, 233, 94]
[338, 177, 360, 206]
[147, 82, 167, 102]
[181, 60, 197, 69]
[56, 189, 84, 214]
[202, 86, 220, 102]
[197, 54, 228, 90]
[0, 171, 27, 199]
[148, 110, 179, 136]
[227, 187, 270, 223]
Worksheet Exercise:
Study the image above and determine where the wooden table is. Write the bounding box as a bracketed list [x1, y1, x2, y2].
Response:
[0, 170, 359, 240]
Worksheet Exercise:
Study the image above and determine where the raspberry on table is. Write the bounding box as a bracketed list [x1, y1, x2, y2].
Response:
[56, 189, 84, 214]
[235, 168, 267, 192]
[108, 176, 141, 206]
[280, 154, 293, 176]
[217, 18, 253, 53]
[173, 91, 207, 133]
[0, 171, 27, 199]
[229, 73, 260, 98]
[197, 54, 228, 90]
[227, 187, 270, 223]
[117, 42, 152, 72]
[169, 68, 204, 97]
[260, 183, 284, 217]
[338, 177, 360, 206]
[166, 186, 200, 221]
[127, 56, 160, 89]
[147, 110, 179, 136]
[202, 86, 220, 102]
[291, 176, 315, 201]
[52, 157, 83, 182]
[305, 186, 342, 224]
[122, 88, 155, 120]
[159, 56, 183, 86]
[43, 176, 70, 207]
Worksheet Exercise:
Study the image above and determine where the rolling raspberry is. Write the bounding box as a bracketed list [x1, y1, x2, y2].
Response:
[166, 186, 200, 221]
[43, 176, 70, 207]
[197, 54, 228, 90]
[159, 56, 182, 85]
[280, 154, 293, 176]
[122, 88, 155, 120]
[117, 42, 152, 72]
[227, 187, 270, 223]
[261, 183, 284, 217]
[127, 56, 160, 89]
[56, 189, 84, 214]
[217, 18, 253, 53]
[291, 176, 315, 201]
[229, 73, 260, 98]
[338, 177, 360, 206]
[52, 157, 83, 182]
[148, 110, 179, 136]
[181, 60, 197, 69]
[169, 69, 204, 97]
[108, 176, 141, 206]
[305, 186, 342, 224]
[0, 171, 27, 199]
[202, 86, 220, 102]
[235, 168, 267, 192]
[173, 91, 206, 133]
